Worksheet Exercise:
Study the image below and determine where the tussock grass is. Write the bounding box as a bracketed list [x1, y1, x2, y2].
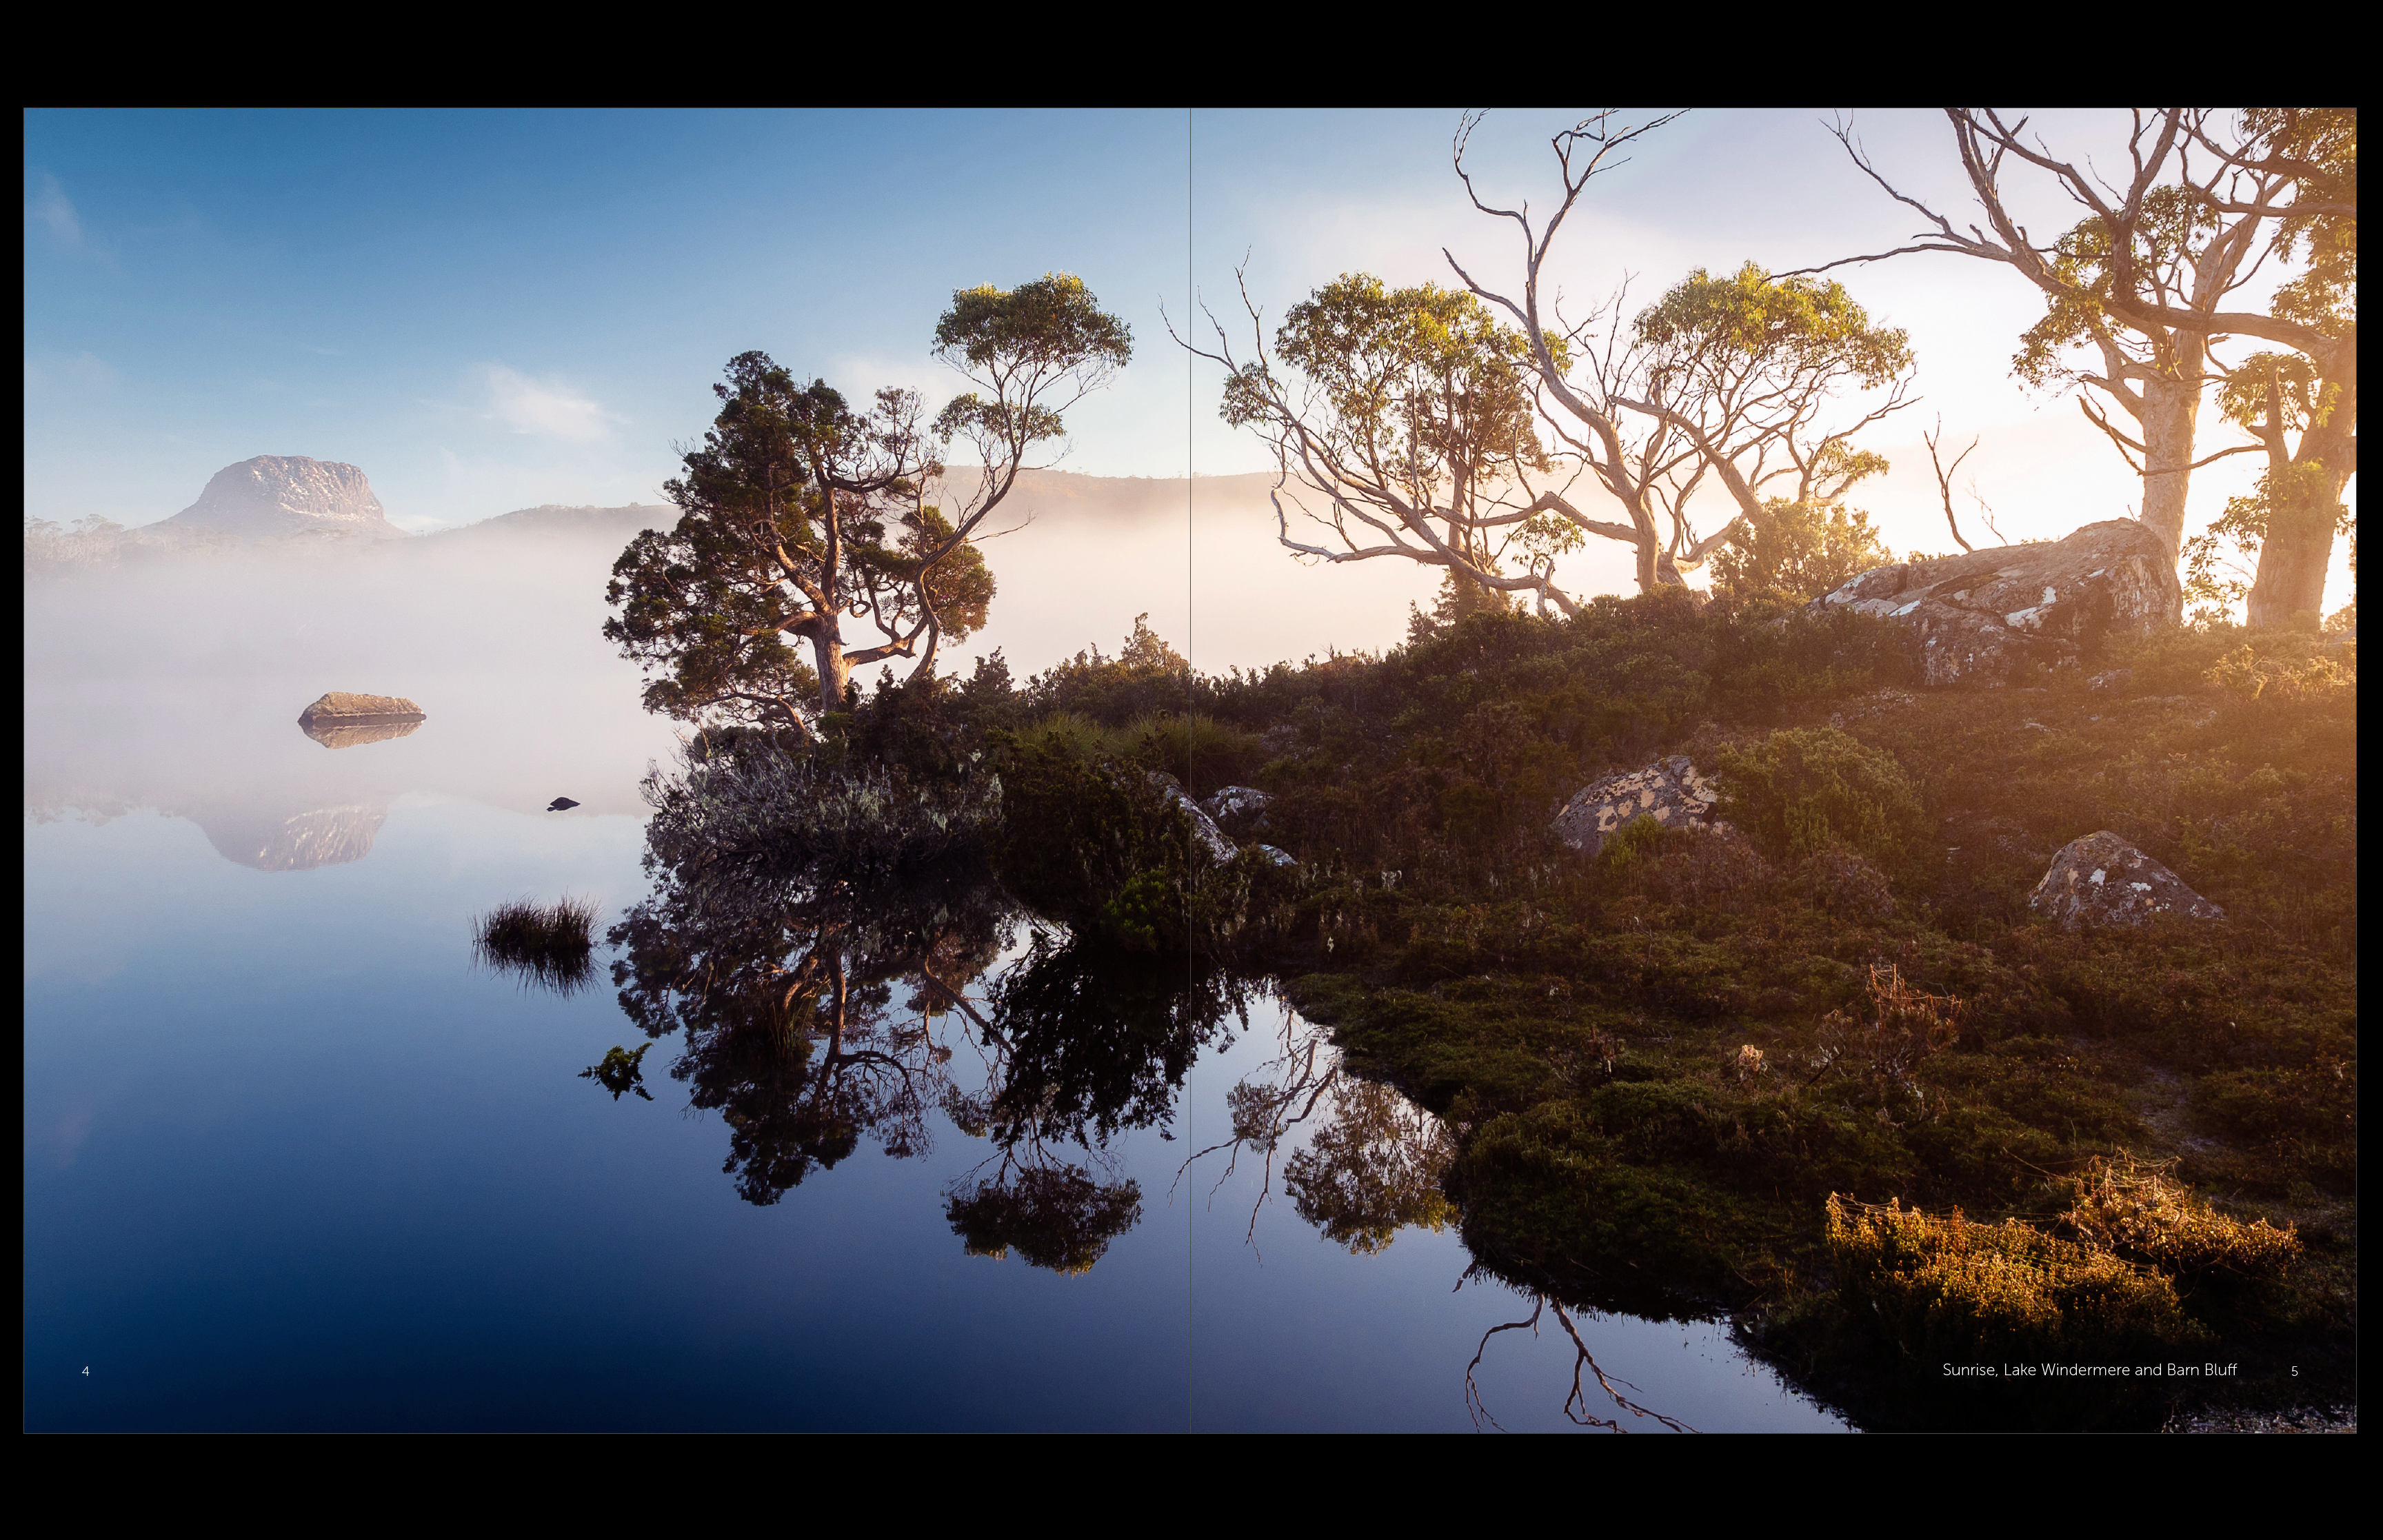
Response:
[472, 895, 599, 994]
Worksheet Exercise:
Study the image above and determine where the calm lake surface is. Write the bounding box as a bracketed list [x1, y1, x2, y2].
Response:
[24, 643, 1847, 1432]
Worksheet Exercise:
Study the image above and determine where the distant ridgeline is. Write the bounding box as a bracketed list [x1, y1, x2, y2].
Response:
[23, 459, 1273, 577]
[23, 451, 675, 575]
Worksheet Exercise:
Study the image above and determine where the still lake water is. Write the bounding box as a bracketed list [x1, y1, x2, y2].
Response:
[24, 661, 1846, 1432]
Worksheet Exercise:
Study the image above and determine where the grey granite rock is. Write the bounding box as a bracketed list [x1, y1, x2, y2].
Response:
[1554, 755, 1722, 857]
[1809, 520, 2178, 686]
[2029, 830, 2224, 929]
[1149, 773, 1237, 864]
[1203, 784, 1274, 835]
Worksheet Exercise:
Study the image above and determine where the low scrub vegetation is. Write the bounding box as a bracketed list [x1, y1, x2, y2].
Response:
[708, 590, 2353, 1426]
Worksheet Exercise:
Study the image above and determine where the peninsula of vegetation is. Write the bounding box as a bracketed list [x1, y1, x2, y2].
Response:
[581, 111, 2353, 1430]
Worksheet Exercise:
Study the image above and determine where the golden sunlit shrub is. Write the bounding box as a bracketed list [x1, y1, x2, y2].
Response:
[2061, 1155, 2301, 1286]
[1826, 1194, 2202, 1361]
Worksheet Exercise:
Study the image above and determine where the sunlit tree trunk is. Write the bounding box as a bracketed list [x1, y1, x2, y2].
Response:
[2245, 407, 2356, 626]
[2137, 370, 2201, 567]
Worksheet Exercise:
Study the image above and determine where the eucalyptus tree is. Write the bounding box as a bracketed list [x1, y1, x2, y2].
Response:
[1812, 108, 2355, 622]
[606, 276, 1131, 733]
[1439, 111, 1918, 596]
[1189, 273, 1585, 616]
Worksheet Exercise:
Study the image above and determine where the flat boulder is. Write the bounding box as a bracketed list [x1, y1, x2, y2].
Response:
[1809, 519, 2179, 686]
[1554, 756, 1720, 857]
[298, 693, 425, 749]
[300, 691, 424, 723]
[2029, 831, 2224, 929]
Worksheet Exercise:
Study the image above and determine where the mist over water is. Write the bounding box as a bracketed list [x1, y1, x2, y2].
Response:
[23, 485, 1843, 1431]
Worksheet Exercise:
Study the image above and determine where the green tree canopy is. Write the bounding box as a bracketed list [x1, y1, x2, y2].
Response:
[607, 277, 1129, 733]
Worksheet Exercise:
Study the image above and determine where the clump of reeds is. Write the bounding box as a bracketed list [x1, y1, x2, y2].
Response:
[472, 895, 599, 994]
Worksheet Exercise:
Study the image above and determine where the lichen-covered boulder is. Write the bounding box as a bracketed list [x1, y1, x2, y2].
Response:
[1203, 785, 1274, 837]
[1554, 756, 1721, 857]
[1809, 520, 2179, 687]
[1149, 773, 1236, 864]
[2029, 831, 2224, 929]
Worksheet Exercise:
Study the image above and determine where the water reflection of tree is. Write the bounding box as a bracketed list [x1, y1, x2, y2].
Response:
[601, 742, 1244, 1270]
[607, 750, 1006, 1203]
[1194, 1000, 1692, 1432]
[1187, 1002, 1454, 1256]
[939, 931, 1252, 1272]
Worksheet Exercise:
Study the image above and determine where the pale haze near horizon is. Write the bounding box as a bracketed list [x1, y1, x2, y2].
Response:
[25, 108, 2353, 681]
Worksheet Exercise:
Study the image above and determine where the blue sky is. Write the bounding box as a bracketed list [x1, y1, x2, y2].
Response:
[22, 108, 2349, 616]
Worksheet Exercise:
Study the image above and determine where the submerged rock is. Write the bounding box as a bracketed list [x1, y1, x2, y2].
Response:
[300, 718, 423, 749]
[2029, 831, 2224, 929]
[1810, 520, 2178, 686]
[1554, 756, 1722, 857]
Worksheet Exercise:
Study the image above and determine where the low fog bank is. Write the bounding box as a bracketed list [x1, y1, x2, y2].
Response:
[21, 475, 1492, 690]
[24, 667, 684, 869]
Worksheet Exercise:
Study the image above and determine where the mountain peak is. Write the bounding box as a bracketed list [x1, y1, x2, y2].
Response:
[165, 456, 406, 539]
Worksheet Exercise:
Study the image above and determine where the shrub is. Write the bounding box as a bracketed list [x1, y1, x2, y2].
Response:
[991, 735, 1188, 949]
[1125, 712, 1269, 796]
[1826, 1195, 2203, 1363]
[1718, 725, 1924, 867]
[1709, 497, 1893, 608]
[2059, 1156, 2300, 1288]
[1790, 842, 1896, 918]
[1648, 825, 1772, 909]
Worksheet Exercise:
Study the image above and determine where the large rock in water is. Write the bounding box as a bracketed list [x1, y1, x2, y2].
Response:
[299, 693, 424, 749]
[2029, 831, 2224, 929]
[1554, 756, 1722, 857]
[163, 456, 407, 539]
[1808, 519, 2178, 686]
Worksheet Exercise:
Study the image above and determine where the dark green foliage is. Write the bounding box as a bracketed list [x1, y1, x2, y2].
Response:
[988, 735, 1189, 952]
[579, 1044, 654, 1101]
[1718, 725, 1925, 866]
[1709, 498, 1894, 609]
[945, 1164, 1143, 1275]
[1021, 611, 1189, 727]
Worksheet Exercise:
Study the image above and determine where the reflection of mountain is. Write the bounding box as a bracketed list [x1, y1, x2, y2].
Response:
[25, 667, 676, 873]
[189, 802, 389, 871]
[301, 717, 423, 750]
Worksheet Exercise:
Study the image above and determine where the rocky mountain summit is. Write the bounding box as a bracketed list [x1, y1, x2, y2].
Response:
[165, 456, 406, 540]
